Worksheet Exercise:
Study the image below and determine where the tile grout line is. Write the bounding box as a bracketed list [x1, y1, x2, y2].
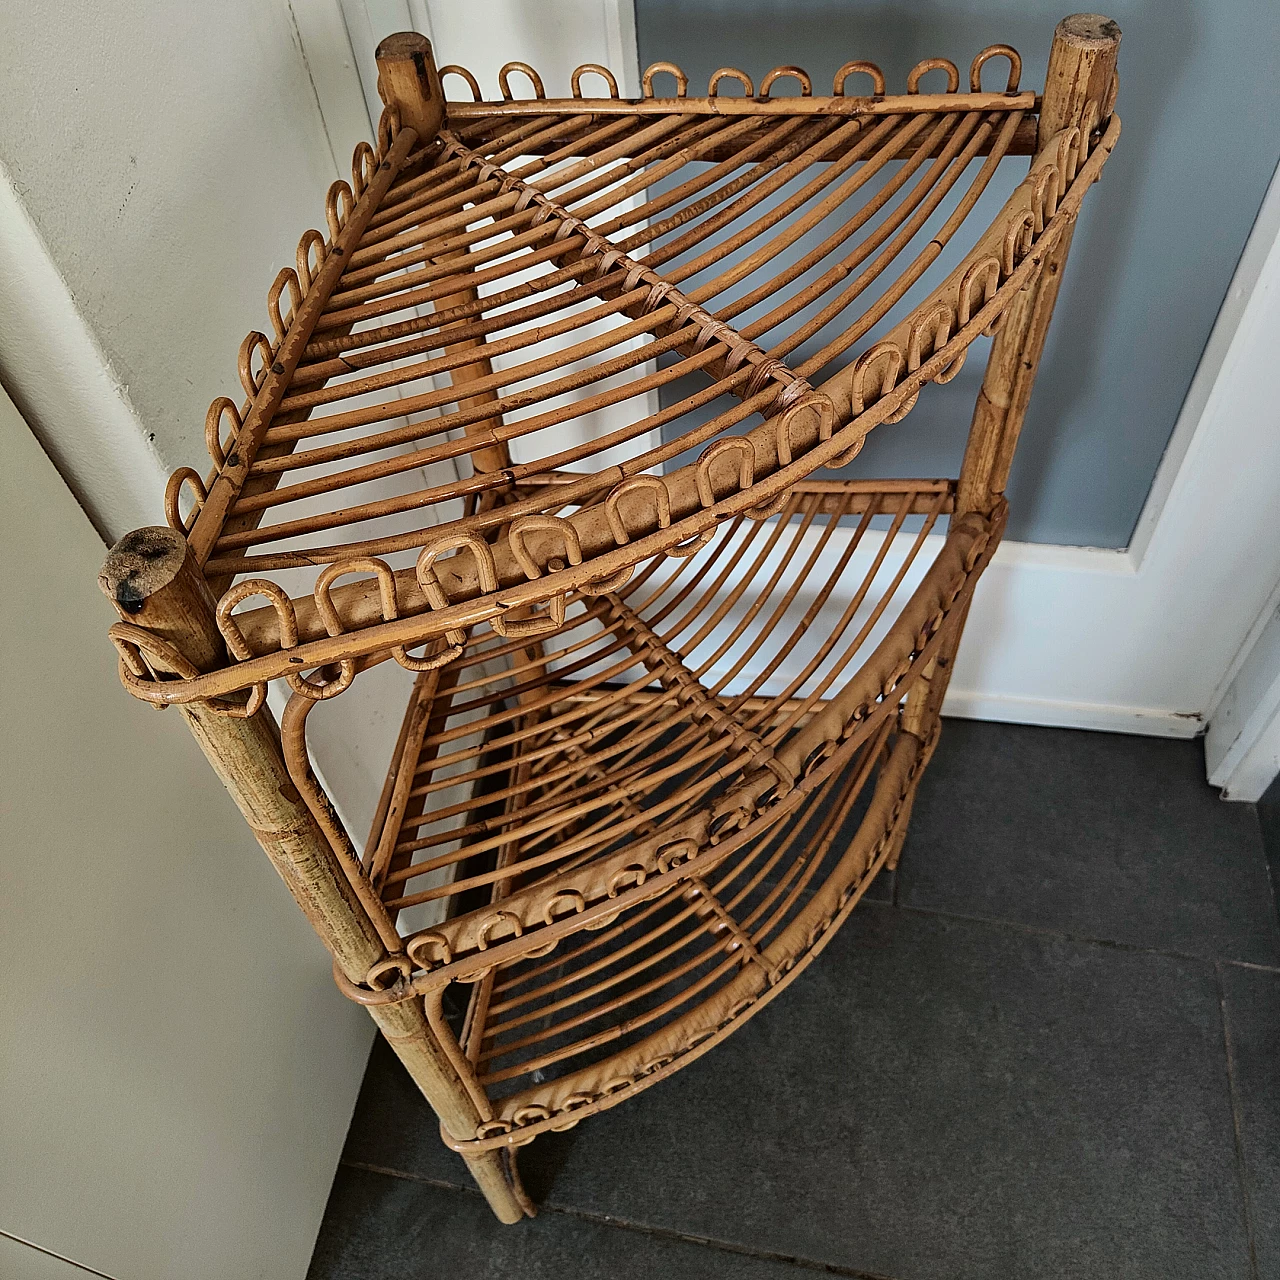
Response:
[340, 1160, 904, 1280]
[1222, 956, 1280, 974]
[1215, 962, 1260, 1280]
[1256, 805, 1280, 933]
[870, 893, 1280, 973]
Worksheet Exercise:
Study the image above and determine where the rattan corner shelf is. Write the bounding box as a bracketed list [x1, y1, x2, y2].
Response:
[98, 15, 1121, 1222]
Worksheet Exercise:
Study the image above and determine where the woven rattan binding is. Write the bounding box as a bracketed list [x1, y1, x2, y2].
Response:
[99, 15, 1121, 1222]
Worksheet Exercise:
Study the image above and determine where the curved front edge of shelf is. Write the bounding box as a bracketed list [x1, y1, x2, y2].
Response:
[441, 723, 928, 1154]
[115, 116, 1115, 712]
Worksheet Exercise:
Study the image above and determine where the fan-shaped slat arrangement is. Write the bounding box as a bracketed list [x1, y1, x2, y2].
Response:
[100, 16, 1121, 1223]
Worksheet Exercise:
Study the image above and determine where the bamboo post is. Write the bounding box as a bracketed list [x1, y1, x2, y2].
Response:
[1036, 13, 1122, 144]
[926, 16, 1118, 748]
[956, 13, 1120, 517]
[375, 36, 544, 990]
[375, 32, 445, 140]
[376, 33, 511, 479]
[98, 526, 529, 1223]
[423, 245, 513, 479]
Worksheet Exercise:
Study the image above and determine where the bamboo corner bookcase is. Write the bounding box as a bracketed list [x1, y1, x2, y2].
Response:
[98, 15, 1121, 1223]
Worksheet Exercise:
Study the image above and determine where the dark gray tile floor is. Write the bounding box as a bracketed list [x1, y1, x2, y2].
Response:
[310, 721, 1280, 1280]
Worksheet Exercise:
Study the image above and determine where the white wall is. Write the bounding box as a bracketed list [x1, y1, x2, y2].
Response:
[0, 1233, 99, 1280]
[0, 0, 475, 842]
[0, 391, 372, 1280]
[0, 0, 344, 507]
[0, 6, 380, 1276]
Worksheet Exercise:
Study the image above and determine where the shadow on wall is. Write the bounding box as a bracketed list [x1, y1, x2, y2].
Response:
[635, 0, 1278, 549]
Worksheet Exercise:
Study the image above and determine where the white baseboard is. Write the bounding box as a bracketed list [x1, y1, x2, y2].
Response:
[941, 688, 1204, 739]
[691, 527, 1209, 743]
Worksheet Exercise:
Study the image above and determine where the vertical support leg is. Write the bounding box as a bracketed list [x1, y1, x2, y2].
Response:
[377, 35, 550, 1118]
[376, 32, 512, 482]
[895, 592, 975, 870]
[99, 527, 530, 1223]
[956, 13, 1120, 519]
[428, 246, 513, 480]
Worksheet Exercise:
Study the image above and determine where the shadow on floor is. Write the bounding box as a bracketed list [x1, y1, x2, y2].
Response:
[309, 721, 1280, 1280]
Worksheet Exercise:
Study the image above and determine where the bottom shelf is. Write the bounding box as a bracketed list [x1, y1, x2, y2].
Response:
[448, 719, 931, 1152]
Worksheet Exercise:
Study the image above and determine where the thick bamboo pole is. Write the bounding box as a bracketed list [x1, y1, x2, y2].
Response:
[956, 13, 1119, 518]
[1036, 13, 1122, 143]
[942, 17, 1120, 768]
[444, 90, 1038, 119]
[375, 39, 544, 993]
[98, 526, 529, 1223]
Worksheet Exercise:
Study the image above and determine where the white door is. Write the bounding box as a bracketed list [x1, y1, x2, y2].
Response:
[0, 391, 371, 1280]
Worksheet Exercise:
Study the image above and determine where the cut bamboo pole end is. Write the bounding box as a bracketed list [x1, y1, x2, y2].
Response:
[100, 526, 225, 672]
[1038, 14, 1121, 147]
[376, 32, 446, 143]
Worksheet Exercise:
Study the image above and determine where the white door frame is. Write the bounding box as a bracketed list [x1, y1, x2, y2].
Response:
[951, 156, 1280, 755]
[1204, 577, 1280, 800]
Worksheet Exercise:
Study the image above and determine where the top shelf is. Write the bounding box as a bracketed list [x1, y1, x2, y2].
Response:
[127, 32, 1117, 708]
